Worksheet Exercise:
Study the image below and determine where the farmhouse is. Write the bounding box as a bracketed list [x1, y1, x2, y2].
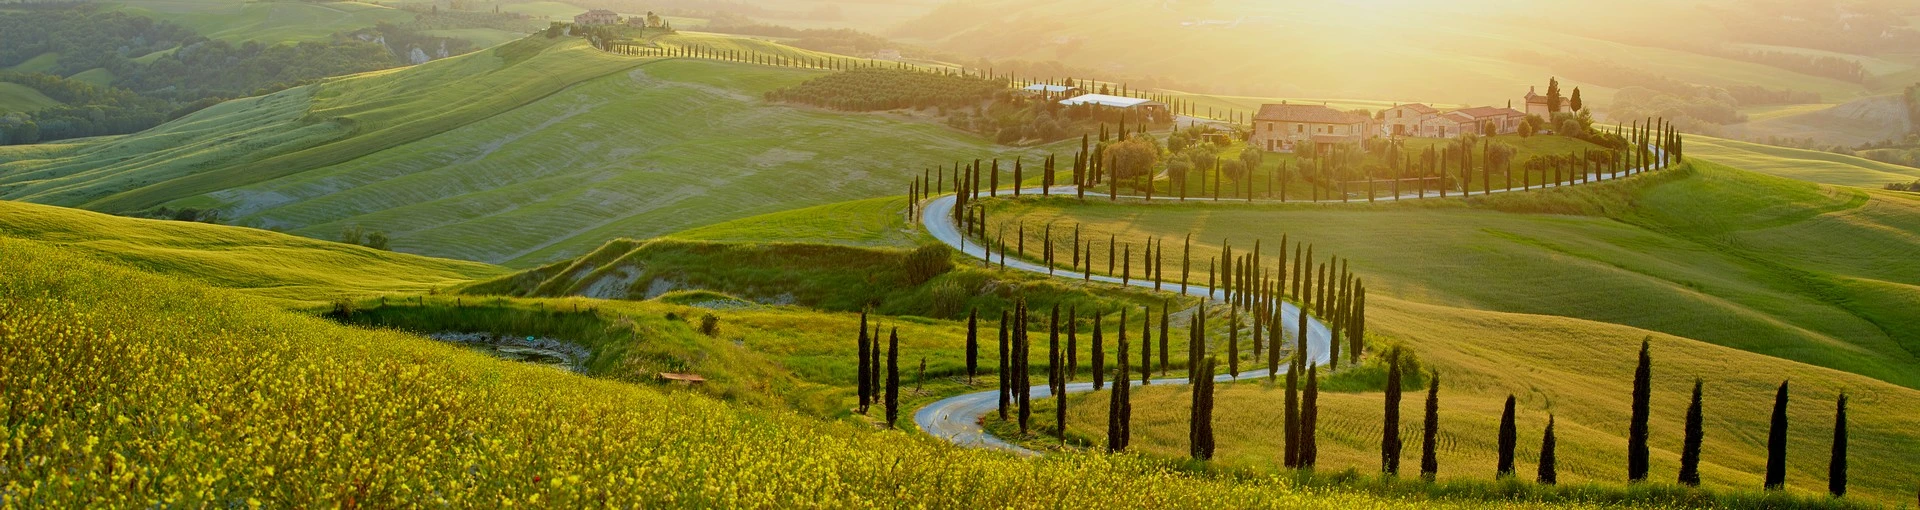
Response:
[1022, 84, 1084, 97]
[573, 9, 619, 26]
[1381, 103, 1439, 137]
[1419, 106, 1525, 138]
[1523, 86, 1553, 119]
[1058, 93, 1170, 122]
[1251, 102, 1373, 152]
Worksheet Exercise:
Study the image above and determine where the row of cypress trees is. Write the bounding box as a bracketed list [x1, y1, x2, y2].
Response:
[853, 309, 903, 427]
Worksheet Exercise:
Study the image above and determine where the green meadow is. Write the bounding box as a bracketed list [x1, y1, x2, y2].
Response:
[0, 82, 60, 113]
[104, 0, 415, 44]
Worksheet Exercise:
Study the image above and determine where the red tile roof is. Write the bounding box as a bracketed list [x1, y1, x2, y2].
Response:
[1454, 106, 1525, 119]
[1255, 103, 1368, 124]
[1393, 103, 1439, 114]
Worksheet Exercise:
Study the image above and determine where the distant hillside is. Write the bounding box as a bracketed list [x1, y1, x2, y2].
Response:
[0, 35, 1057, 266]
[0, 200, 503, 305]
[1725, 94, 1914, 146]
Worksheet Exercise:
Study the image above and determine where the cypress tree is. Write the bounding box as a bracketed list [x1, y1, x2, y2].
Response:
[1141, 307, 1152, 385]
[1766, 380, 1789, 490]
[886, 328, 900, 427]
[869, 320, 880, 408]
[1679, 378, 1705, 487]
[1017, 303, 1031, 436]
[1160, 302, 1171, 375]
[1227, 304, 1240, 378]
[1421, 371, 1441, 481]
[1301, 363, 1320, 468]
[1048, 304, 1060, 391]
[1190, 356, 1216, 460]
[1497, 395, 1517, 477]
[1054, 322, 1067, 441]
[857, 309, 871, 414]
[1830, 393, 1847, 498]
[1014, 158, 1023, 196]
[1182, 234, 1192, 295]
[1284, 348, 1299, 467]
[1383, 348, 1403, 475]
[1629, 337, 1652, 482]
[1116, 308, 1132, 450]
[1538, 415, 1558, 485]
[965, 308, 978, 384]
[1067, 306, 1078, 380]
[1092, 313, 1105, 390]
[998, 311, 1009, 420]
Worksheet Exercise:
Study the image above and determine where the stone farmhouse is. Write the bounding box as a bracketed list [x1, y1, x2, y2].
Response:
[573, 9, 620, 26]
[1250, 102, 1373, 153]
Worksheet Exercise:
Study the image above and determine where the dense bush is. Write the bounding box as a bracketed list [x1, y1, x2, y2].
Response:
[902, 243, 953, 286]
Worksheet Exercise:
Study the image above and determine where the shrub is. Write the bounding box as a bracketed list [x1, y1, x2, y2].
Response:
[698, 313, 721, 337]
[902, 244, 952, 285]
[929, 278, 968, 318]
[366, 231, 392, 251]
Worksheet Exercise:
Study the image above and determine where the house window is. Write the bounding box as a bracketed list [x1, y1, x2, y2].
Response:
[1296, 124, 1304, 133]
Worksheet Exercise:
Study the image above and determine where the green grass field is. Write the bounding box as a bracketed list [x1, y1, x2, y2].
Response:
[979, 162, 1920, 390]
[0, 200, 503, 305]
[2, 52, 59, 73]
[0, 82, 60, 113]
[105, 0, 415, 44]
[66, 67, 114, 87]
[10, 234, 1621, 508]
[665, 196, 926, 248]
[1683, 135, 1920, 188]
[1, 36, 1060, 267]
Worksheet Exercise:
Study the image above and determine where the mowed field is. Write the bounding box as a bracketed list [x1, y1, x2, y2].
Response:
[1684, 135, 1920, 187]
[0, 200, 503, 306]
[979, 162, 1920, 389]
[0, 36, 1058, 267]
[104, 0, 415, 43]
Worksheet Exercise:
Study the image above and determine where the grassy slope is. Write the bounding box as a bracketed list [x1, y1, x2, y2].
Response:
[982, 163, 1920, 389]
[2, 35, 1059, 267]
[665, 195, 926, 248]
[0, 228, 1620, 508]
[0, 82, 60, 113]
[105, 0, 415, 43]
[66, 67, 114, 87]
[0, 200, 503, 305]
[2, 52, 58, 73]
[1685, 135, 1920, 187]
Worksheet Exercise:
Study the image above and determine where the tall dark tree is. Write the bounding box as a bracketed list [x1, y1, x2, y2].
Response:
[1189, 356, 1216, 460]
[998, 310, 1010, 420]
[1227, 305, 1240, 377]
[1284, 348, 1300, 467]
[1301, 363, 1320, 468]
[1141, 307, 1153, 385]
[1160, 302, 1171, 375]
[1054, 319, 1068, 442]
[1679, 378, 1705, 487]
[1569, 87, 1584, 113]
[886, 327, 901, 427]
[1092, 313, 1105, 390]
[858, 309, 871, 414]
[1114, 308, 1132, 450]
[1067, 306, 1078, 380]
[1017, 303, 1031, 436]
[1497, 395, 1517, 477]
[965, 308, 978, 384]
[1383, 348, 1403, 475]
[1629, 337, 1653, 482]
[1830, 393, 1848, 498]
[1538, 415, 1558, 485]
[1765, 380, 1790, 491]
[1420, 371, 1441, 481]
[1546, 77, 1563, 114]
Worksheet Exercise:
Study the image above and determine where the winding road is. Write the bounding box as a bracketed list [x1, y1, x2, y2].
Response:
[913, 186, 1334, 455]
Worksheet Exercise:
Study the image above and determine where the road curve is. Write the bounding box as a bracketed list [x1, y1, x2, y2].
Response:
[914, 186, 1333, 455]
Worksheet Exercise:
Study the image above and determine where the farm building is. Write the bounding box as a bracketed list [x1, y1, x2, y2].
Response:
[1022, 84, 1085, 97]
[573, 9, 619, 26]
[1381, 103, 1439, 137]
[1524, 86, 1554, 119]
[1251, 102, 1374, 153]
[1419, 106, 1525, 138]
[1058, 94, 1170, 122]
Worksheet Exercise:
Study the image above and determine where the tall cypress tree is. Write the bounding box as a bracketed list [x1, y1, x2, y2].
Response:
[1284, 348, 1299, 468]
[1053, 322, 1067, 441]
[1538, 415, 1558, 485]
[1160, 302, 1171, 375]
[886, 328, 900, 427]
[1190, 356, 1216, 460]
[869, 320, 880, 408]
[1420, 371, 1441, 481]
[1497, 395, 1517, 477]
[965, 308, 978, 384]
[1679, 378, 1705, 487]
[1017, 303, 1031, 436]
[1383, 348, 1403, 475]
[1067, 306, 1078, 380]
[1227, 304, 1240, 378]
[1830, 393, 1847, 498]
[1092, 313, 1105, 390]
[1116, 308, 1132, 450]
[1629, 337, 1652, 482]
[1141, 307, 1152, 385]
[1301, 363, 1320, 468]
[998, 310, 1010, 420]
[857, 309, 871, 414]
[1765, 380, 1789, 490]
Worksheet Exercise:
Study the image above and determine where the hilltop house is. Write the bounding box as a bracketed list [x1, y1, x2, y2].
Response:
[1252, 102, 1373, 152]
[574, 9, 619, 26]
[1523, 86, 1555, 119]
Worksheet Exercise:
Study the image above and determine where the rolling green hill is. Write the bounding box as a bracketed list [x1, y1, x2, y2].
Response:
[0, 35, 1055, 267]
[979, 162, 1920, 389]
[6, 234, 1596, 508]
[0, 200, 503, 305]
[105, 0, 415, 44]
[0, 82, 59, 113]
[1684, 135, 1920, 187]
